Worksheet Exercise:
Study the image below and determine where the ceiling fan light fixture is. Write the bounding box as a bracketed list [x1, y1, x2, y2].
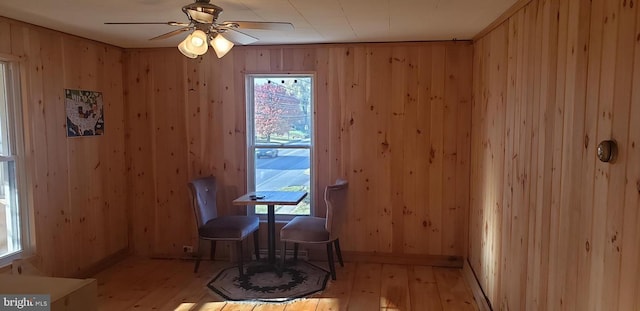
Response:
[187, 30, 208, 55]
[178, 36, 198, 58]
[211, 33, 234, 58]
[107, 1, 295, 59]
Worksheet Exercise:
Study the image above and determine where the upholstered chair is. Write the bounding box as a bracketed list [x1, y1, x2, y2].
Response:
[187, 176, 260, 277]
[279, 179, 348, 280]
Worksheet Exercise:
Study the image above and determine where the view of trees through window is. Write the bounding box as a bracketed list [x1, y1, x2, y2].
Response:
[249, 76, 312, 215]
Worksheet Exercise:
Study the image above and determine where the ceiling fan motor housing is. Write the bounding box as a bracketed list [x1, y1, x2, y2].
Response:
[182, 0, 223, 24]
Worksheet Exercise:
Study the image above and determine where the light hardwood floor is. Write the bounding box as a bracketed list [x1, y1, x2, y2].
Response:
[93, 257, 479, 311]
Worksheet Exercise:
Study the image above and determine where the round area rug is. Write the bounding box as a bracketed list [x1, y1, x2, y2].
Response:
[207, 261, 329, 302]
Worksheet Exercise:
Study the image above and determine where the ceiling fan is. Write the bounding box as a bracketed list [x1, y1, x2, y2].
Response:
[105, 0, 294, 58]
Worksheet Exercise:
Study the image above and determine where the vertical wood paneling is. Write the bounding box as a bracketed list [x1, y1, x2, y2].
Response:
[1, 17, 127, 277]
[152, 52, 190, 256]
[522, 4, 540, 308]
[123, 42, 473, 259]
[43, 31, 74, 276]
[469, 34, 483, 282]
[471, 0, 640, 309]
[124, 50, 156, 257]
[602, 1, 636, 310]
[546, 0, 569, 308]
[559, 0, 591, 308]
[469, 22, 508, 306]
[442, 46, 458, 256]
[618, 5, 640, 307]
[0, 20, 11, 54]
[589, 0, 619, 309]
[500, 11, 518, 311]
[575, 0, 600, 307]
[102, 45, 127, 256]
[369, 46, 393, 253]
[405, 45, 432, 255]
[428, 45, 445, 255]
[450, 45, 473, 257]
[390, 46, 409, 254]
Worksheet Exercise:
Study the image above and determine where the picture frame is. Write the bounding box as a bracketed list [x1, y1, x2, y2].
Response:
[65, 89, 104, 137]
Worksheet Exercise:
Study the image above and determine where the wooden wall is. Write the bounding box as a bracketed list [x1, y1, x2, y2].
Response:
[123, 42, 473, 259]
[0, 17, 127, 277]
[470, 0, 640, 309]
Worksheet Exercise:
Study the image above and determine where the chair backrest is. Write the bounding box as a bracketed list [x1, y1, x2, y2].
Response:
[187, 176, 219, 228]
[324, 179, 348, 240]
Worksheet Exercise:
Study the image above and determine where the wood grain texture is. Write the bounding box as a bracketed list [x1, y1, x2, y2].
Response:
[3, 26, 473, 280]
[0, 17, 127, 277]
[122, 42, 473, 259]
[470, 0, 640, 309]
[380, 264, 411, 310]
[408, 265, 443, 311]
[94, 258, 479, 311]
[433, 267, 479, 311]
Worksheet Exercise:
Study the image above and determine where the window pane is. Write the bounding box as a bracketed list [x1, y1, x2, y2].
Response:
[0, 160, 20, 257]
[255, 148, 310, 215]
[0, 64, 9, 156]
[253, 77, 311, 146]
[248, 75, 313, 216]
[0, 61, 24, 263]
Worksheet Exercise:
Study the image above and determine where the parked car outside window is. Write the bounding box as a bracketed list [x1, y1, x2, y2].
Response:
[256, 148, 278, 158]
[255, 142, 280, 158]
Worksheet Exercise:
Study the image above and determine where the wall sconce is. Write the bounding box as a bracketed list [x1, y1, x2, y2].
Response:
[597, 140, 618, 163]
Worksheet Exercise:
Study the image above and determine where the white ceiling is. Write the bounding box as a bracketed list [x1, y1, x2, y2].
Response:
[0, 0, 517, 48]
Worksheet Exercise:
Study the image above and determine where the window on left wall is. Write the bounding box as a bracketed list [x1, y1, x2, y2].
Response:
[0, 60, 29, 266]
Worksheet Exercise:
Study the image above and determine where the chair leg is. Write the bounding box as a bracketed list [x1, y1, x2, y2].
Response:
[194, 239, 202, 273]
[253, 230, 260, 261]
[334, 239, 344, 267]
[279, 241, 287, 277]
[326, 242, 337, 280]
[237, 240, 244, 278]
[293, 243, 299, 262]
[210, 240, 216, 260]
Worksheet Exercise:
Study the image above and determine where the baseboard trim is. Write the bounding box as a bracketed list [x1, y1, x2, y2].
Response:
[341, 251, 463, 268]
[462, 258, 492, 311]
[73, 248, 131, 278]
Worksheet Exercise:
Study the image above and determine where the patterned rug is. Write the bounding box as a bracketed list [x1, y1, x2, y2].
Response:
[207, 261, 329, 302]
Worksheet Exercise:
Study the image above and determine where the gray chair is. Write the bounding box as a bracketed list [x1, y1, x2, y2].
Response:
[187, 176, 260, 277]
[279, 179, 348, 280]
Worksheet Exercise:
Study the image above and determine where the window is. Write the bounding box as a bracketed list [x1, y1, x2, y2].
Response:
[246, 75, 313, 218]
[0, 60, 28, 265]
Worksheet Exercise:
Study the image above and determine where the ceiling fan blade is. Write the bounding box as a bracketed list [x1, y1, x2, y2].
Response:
[222, 21, 294, 31]
[222, 28, 259, 45]
[105, 22, 190, 27]
[149, 27, 192, 41]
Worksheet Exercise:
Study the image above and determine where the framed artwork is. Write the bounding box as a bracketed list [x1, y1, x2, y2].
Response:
[65, 89, 104, 137]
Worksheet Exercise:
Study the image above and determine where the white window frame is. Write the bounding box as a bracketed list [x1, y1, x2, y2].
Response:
[245, 73, 315, 221]
[0, 58, 30, 267]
